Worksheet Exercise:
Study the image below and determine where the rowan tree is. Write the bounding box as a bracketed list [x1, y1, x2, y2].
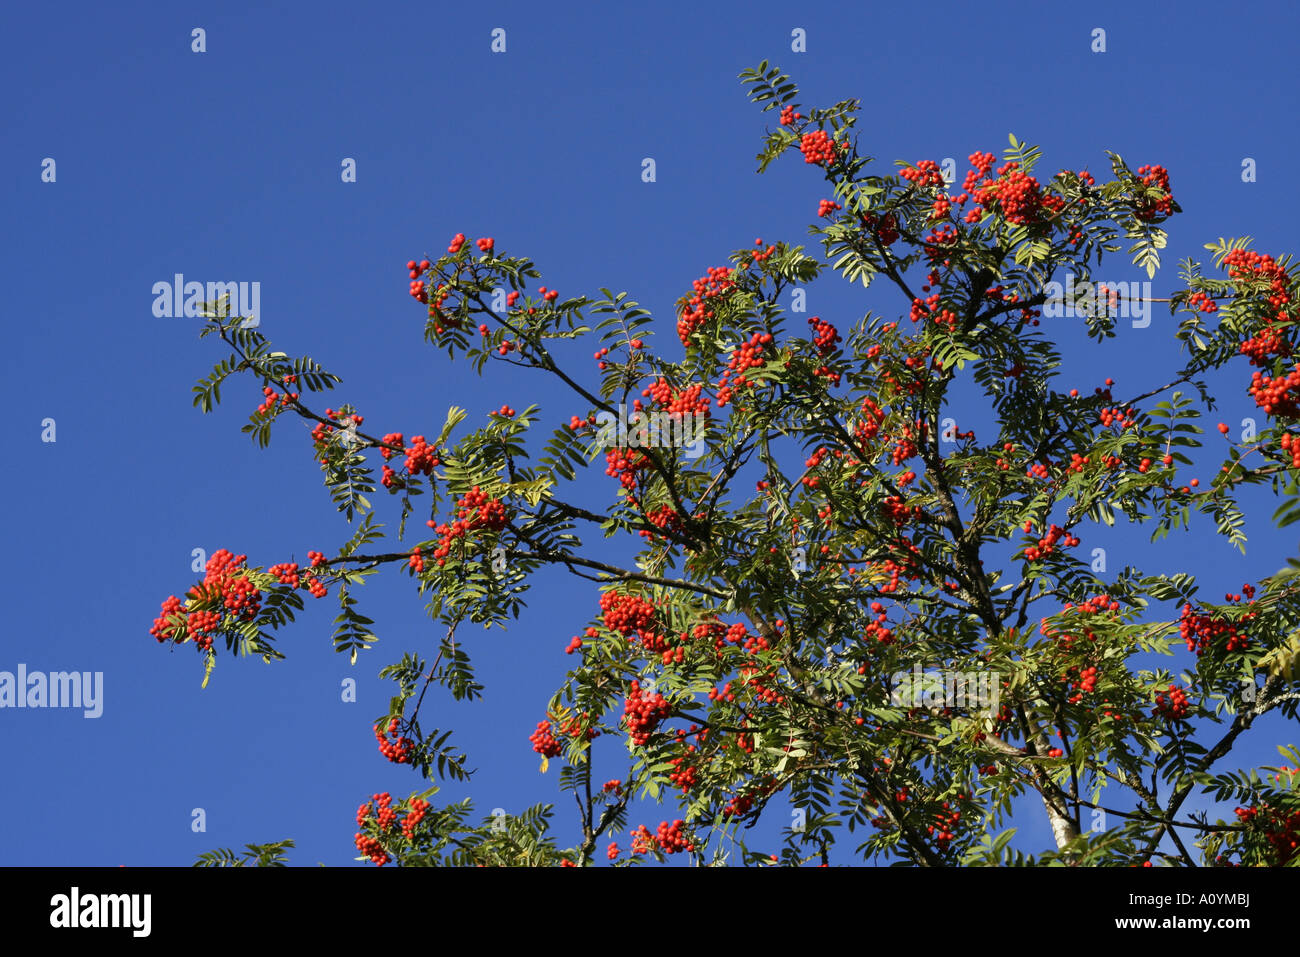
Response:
[157, 62, 1300, 867]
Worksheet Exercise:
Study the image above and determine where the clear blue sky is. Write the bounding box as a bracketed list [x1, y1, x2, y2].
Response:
[2, 0, 1297, 865]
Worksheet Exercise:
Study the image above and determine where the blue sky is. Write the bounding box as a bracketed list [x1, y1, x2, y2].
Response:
[2, 0, 1297, 866]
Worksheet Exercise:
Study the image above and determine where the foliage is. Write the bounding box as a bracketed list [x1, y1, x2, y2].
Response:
[161, 63, 1300, 867]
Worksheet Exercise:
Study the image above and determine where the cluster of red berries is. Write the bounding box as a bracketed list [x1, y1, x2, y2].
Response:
[1069, 666, 1099, 703]
[974, 162, 1066, 226]
[623, 680, 672, 746]
[153, 600, 223, 652]
[424, 486, 508, 567]
[1097, 404, 1137, 430]
[1022, 523, 1080, 561]
[529, 719, 562, 758]
[731, 624, 773, 655]
[600, 590, 656, 636]
[725, 622, 750, 647]
[376, 432, 404, 486]
[667, 749, 699, 793]
[890, 430, 919, 467]
[1070, 594, 1122, 616]
[808, 316, 840, 352]
[1133, 165, 1173, 220]
[1240, 327, 1289, 368]
[353, 791, 430, 866]
[203, 550, 262, 618]
[655, 820, 693, 853]
[261, 560, 325, 598]
[1186, 291, 1218, 313]
[151, 550, 269, 650]
[861, 211, 899, 246]
[255, 383, 297, 415]
[604, 447, 654, 491]
[627, 820, 692, 855]
[817, 198, 841, 217]
[881, 494, 922, 526]
[928, 802, 961, 845]
[461, 486, 507, 530]
[715, 332, 772, 406]
[900, 159, 946, 189]
[354, 832, 390, 866]
[676, 265, 739, 345]
[629, 825, 656, 855]
[854, 398, 886, 448]
[962, 152, 997, 192]
[909, 294, 939, 324]
[375, 717, 414, 764]
[685, 619, 725, 653]
[723, 793, 754, 818]
[746, 238, 779, 269]
[799, 130, 843, 166]
[150, 596, 192, 646]
[863, 602, 895, 644]
[401, 435, 440, 477]
[406, 258, 432, 302]
[1226, 248, 1292, 301]
[1153, 684, 1190, 720]
[1248, 365, 1300, 418]
[639, 504, 685, 546]
[366, 793, 398, 831]
[778, 105, 803, 126]
[1235, 804, 1300, 864]
[402, 797, 430, 839]
[1179, 602, 1252, 655]
[267, 561, 299, 585]
[493, 405, 515, 417]
[1230, 249, 1295, 412]
[640, 378, 711, 419]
